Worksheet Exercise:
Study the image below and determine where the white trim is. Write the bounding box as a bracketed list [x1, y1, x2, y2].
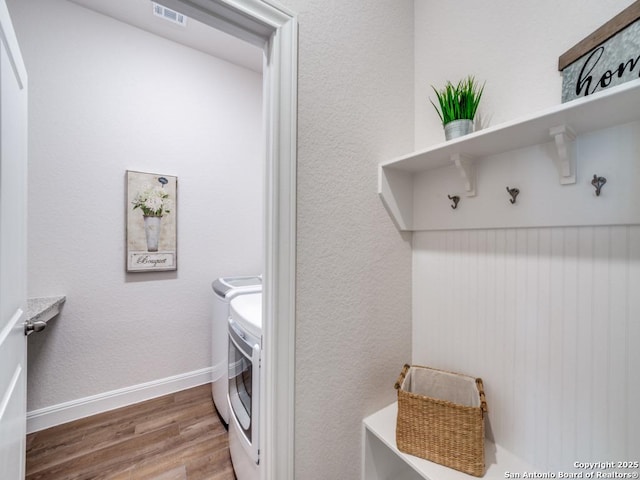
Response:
[26, 367, 213, 434]
[162, 2, 297, 479]
[0, 0, 28, 88]
[261, 12, 297, 480]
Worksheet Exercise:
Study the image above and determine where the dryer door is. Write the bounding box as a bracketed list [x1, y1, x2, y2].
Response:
[228, 318, 260, 464]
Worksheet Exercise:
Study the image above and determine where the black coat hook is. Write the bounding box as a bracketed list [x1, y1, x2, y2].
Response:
[447, 194, 460, 210]
[591, 174, 606, 196]
[506, 187, 519, 204]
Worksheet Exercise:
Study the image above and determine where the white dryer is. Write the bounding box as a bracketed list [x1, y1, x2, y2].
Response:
[228, 292, 262, 480]
[211, 276, 261, 425]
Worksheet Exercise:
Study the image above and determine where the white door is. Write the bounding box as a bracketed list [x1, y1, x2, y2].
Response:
[0, 0, 28, 478]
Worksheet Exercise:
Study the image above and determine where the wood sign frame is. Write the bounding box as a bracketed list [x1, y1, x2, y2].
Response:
[559, 1, 640, 102]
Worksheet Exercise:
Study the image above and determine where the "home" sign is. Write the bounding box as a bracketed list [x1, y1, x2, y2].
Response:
[559, 1, 640, 103]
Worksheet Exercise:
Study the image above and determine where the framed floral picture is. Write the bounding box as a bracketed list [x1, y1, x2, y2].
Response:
[126, 170, 177, 272]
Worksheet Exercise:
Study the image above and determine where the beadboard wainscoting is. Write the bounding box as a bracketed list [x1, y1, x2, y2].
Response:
[413, 226, 640, 471]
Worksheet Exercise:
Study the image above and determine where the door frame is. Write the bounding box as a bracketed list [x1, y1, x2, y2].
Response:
[158, 1, 297, 479]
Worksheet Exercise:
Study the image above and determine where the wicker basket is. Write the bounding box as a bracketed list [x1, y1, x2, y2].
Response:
[394, 364, 488, 477]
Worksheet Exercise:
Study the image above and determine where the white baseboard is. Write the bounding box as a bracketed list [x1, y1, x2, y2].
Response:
[26, 367, 213, 434]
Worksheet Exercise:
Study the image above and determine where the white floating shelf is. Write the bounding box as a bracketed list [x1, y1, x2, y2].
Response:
[379, 79, 640, 231]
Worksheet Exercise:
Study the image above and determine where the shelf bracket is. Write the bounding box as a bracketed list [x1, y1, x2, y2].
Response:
[549, 125, 576, 185]
[451, 153, 476, 197]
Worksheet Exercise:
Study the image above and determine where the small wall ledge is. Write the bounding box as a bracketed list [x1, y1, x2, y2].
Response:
[27, 296, 66, 324]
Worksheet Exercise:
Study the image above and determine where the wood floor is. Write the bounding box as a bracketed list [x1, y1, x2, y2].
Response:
[25, 384, 236, 480]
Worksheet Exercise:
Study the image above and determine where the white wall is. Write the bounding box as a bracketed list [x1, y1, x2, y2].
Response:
[275, 1, 415, 479]
[8, 0, 263, 411]
[413, 0, 639, 471]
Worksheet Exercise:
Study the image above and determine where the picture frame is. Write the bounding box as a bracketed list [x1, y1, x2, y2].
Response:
[126, 170, 177, 272]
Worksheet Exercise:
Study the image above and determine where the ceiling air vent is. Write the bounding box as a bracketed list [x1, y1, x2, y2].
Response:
[152, 2, 188, 27]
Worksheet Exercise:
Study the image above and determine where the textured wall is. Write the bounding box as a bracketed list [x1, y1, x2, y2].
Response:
[415, 0, 637, 147]
[273, 1, 415, 478]
[8, 0, 263, 411]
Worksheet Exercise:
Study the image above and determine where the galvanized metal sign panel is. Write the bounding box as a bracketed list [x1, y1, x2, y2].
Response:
[559, 2, 640, 102]
[562, 20, 640, 102]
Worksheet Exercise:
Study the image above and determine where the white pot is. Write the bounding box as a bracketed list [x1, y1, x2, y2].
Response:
[444, 119, 473, 140]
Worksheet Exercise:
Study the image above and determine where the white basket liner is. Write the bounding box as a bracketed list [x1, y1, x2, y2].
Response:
[400, 367, 480, 408]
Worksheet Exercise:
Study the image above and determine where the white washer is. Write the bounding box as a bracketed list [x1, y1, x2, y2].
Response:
[227, 292, 262, 480]
[211, 276, 261, 425]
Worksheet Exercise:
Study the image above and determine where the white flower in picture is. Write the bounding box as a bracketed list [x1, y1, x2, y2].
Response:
[132, 181, 172, 217]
